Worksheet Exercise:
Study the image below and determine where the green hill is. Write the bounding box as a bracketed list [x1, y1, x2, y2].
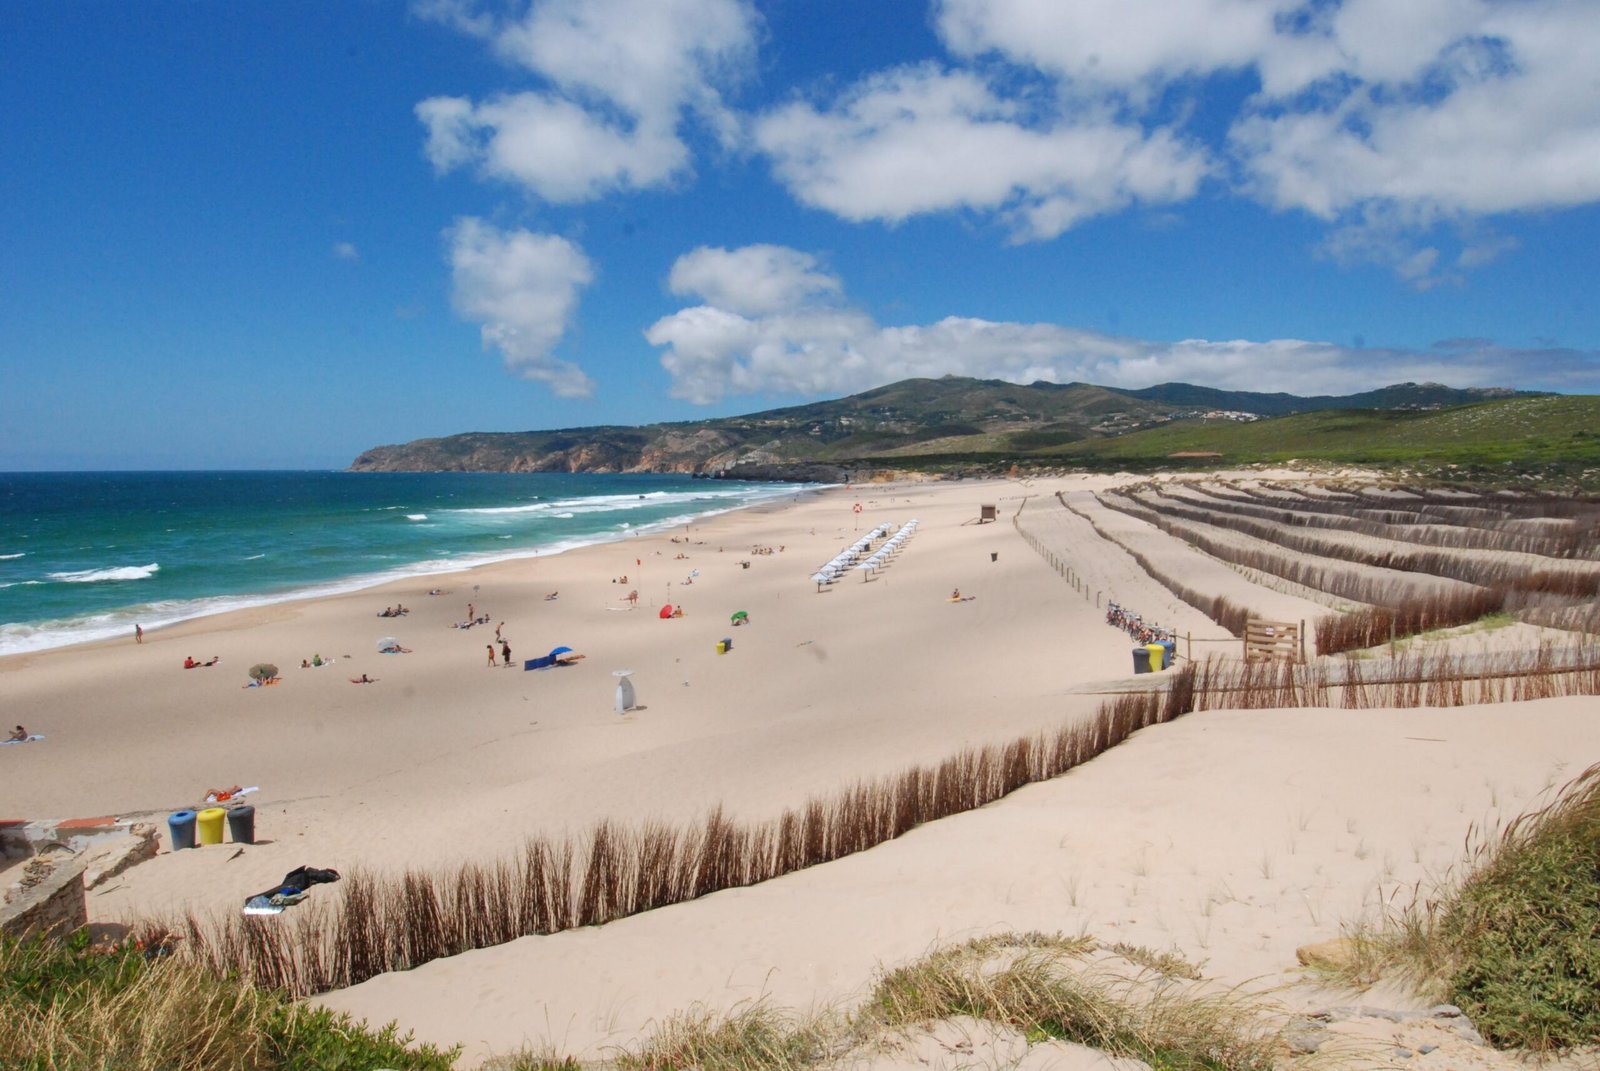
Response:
[1044, 395, 1600, 474]
[350, 377, 1588, 485]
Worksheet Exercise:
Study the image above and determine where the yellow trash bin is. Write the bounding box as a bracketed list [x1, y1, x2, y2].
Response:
[1145, 643, 1165, 672]
[715, 641, 727, 654]
[197, 806, 227, 846]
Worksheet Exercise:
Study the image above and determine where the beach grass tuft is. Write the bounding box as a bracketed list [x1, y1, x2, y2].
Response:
[856, 934, 1278, 1071]
[0, 928, 460, 1071]
[1320, 763, 1600, 1053]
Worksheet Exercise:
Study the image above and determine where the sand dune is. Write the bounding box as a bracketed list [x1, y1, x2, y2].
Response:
[5, 470, 1596, 1069]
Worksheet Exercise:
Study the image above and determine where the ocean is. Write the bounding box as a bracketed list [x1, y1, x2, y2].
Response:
[0, 471, 818, 656]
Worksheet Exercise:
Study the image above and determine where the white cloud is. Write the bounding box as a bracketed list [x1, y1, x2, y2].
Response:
[448, 218, 596, 397]
[417, 0, 758, 202]
[332, 241, 360, 261]
[492, 0, 755, 126]
[754, 65, 1211, 241]
[647, 243, 1600, 403]
[935, 0, 1285, 90]
[418, 92, 687, 202]
[667, 245, 842, 317]
[742, 0, 1599, 273]
[1240, 4, 1600, 225]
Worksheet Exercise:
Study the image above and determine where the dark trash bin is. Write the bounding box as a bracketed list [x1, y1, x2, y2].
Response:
[1132, 647, 1151, 674]
[227, 804, 256, 845]
[168, 809, 197, 851]
[990, 552, 998, 562]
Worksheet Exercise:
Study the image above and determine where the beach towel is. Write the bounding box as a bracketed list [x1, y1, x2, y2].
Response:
[524, 655, 557, 671]
[203, 785, 259, 803]
[1, 734, 44, 746]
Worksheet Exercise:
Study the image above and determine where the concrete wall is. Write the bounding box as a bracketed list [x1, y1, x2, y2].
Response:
[0, 857, 88, 940]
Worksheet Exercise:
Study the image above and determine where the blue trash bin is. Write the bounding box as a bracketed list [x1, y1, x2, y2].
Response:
[1132, 647, 1151, 674]
[1160, 640, 1178, 669]
[168, 809, 197, 851]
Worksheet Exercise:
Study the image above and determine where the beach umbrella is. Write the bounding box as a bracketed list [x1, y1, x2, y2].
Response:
[549, 646, 573, 658]
[659, 604, 674, 619]
[248, 663, 278, 681]
[730, 610, 748, 624]
[376, 636, 400, 651]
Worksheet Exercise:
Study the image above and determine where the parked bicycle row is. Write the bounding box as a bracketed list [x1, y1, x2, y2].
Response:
[1104, 601, 1174, 646]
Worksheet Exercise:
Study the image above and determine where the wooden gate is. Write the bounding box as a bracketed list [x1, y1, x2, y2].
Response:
[1245, 618, 1302, 663]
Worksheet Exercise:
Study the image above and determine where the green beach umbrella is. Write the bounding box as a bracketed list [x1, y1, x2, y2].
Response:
[730, 610, 749, 624]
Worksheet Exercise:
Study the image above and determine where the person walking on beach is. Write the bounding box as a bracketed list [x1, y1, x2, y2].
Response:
[500, 640, 511, 667]
[486, 644, 496, 668]
[135, 623, 143, 644]
[495, 621, 503, 642]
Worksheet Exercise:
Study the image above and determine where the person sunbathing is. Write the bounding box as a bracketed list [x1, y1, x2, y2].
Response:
[7, 726, 26, 742]
[350, 674, 376, 684]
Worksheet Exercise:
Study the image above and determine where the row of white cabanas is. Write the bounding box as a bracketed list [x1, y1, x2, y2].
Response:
[852, 518, 919, 578]
[810, 523, 897, 587]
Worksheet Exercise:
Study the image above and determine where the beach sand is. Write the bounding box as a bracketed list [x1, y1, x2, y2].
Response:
[4, 472, 1596, 1067]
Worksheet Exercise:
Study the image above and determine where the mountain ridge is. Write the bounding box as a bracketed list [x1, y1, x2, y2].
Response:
[348, 377, 1544, 476]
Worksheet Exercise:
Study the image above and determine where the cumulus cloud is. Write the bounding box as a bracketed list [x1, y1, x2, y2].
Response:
[448, 218, 596, 396]
[934, 0, 1284, 91]
[332, 241, 360, 261]
[755, 64, 1211, 241]
[741, 0, 1600, 272]
[667, 245, 842, 317]
[419, 92, 688, 202]
[648, 243, 1599, 403]
[417, 0, 758, 201]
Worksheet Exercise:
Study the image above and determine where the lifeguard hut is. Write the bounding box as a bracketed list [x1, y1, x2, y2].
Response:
[978, 503, 997, 523]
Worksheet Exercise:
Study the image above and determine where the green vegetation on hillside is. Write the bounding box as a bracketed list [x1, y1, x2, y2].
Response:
[1037, 396, 1600, 474]
[351, 376, 1572, 480]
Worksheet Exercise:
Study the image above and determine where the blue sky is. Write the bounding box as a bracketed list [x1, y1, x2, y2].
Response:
[3, 0, 1597, 470]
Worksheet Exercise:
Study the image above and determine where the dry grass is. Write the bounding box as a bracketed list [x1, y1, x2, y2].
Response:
[0, 940, 278, 1070]
[1183, 641, 1600, 711]
[855, 934, 1279, 1071]
[1059, 492, 1252, 635]
[0, 931, 460, 1070]
[1091, 483, 1600, 652]
[552, 933, 1277, 1071]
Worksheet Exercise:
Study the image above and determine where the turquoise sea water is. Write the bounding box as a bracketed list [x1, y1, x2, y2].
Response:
[0, 471, 816, 656]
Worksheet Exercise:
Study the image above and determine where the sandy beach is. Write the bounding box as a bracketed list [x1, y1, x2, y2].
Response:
[5, 472, 1597, 1068]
